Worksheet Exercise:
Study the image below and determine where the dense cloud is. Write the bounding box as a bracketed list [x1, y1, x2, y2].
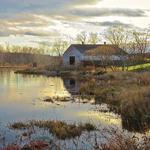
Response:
[0, 0, 99, 17]
[0, 0, 146, 18]
[71, 8, 146, 17]
[87, 20, 135, 28]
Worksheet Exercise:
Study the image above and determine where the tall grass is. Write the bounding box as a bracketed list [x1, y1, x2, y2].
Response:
[79, 71, 150, 133]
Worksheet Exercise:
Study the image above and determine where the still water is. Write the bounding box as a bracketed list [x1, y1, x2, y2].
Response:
[0, 69, 120, 126]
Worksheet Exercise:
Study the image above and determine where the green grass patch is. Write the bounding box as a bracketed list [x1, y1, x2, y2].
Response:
[127, 63, 150, 71]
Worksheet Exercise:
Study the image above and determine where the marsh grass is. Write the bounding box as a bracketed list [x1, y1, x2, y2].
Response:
[120, 86, 150, 132]
[43, 97, 70, 103]
[79, 71, 150, 132]
[9, 122, 29, 130]
[10, 120, 96, 140]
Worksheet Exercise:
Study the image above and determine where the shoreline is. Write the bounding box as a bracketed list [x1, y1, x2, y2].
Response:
[0, 66, 29, 69]
[14, 67, 107, 78]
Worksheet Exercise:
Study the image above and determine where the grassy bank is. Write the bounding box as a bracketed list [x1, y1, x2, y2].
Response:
[0, 65, 29, 69]
[14, 68, 54, 76]
[14, 65, 107, 77]
[14, 68, 80, 77]
[13, 61, 150, 77]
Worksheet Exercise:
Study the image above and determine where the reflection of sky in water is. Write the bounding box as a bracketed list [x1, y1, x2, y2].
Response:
[0, 70, 121, 128]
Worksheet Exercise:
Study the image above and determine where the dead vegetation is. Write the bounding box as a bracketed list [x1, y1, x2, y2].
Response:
[9, 122, 29, 130]
[10, 120, 96, 140]
[43, 97, 71, 103]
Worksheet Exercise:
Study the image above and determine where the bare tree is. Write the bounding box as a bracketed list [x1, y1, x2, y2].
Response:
[88, 32, 100, 44]
[51, 39, 69, 56]
[104, 26, 130, 70]
[76, 31, 88, 44]
[131, 30, 149, 54]
[0, 45, 5, 52]
[105, 26, 129, 51]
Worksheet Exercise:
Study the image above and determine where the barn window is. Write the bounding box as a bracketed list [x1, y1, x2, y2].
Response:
[69, 56, 75, 65]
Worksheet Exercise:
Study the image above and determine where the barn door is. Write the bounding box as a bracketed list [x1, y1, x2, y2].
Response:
[69, 56, 75, 65]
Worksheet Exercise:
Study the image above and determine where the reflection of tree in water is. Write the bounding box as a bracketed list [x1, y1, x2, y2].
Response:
[0, 70, 13, 86]
[48, 77, 71, 97]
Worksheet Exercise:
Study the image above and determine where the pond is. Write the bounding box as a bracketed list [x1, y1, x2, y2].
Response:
[0, 69, 120, 124]
[0, 69, 149, 148]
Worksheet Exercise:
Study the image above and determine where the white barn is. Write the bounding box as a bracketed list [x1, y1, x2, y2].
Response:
[63, 44, 127, 66]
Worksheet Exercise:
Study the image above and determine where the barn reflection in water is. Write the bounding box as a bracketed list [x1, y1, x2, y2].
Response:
[63, 78, 80, 95]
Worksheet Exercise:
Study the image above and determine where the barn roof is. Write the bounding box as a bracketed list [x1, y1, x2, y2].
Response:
[71, 44, 127, 56]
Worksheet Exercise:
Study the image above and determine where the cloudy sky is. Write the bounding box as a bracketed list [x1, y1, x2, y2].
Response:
[0, 0, 150, 47]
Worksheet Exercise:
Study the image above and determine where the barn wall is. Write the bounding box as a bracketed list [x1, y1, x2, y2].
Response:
[63, 46, 83, 66]
[82, 55, 123, 61]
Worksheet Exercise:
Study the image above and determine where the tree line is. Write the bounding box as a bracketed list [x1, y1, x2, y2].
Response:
[0, 52, 61, 67]
[0, 26, 149, 57]
[0, 44, 45, 54]
[51, 26, 150, 56]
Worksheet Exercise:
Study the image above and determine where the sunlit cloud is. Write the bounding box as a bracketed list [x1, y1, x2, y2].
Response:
[0, 0, 149, 45]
